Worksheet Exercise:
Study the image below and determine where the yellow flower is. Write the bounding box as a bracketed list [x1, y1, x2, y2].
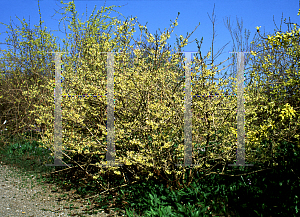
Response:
[250, 51, 257, 56]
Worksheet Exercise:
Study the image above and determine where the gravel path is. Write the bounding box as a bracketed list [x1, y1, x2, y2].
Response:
[0, 162, 127, 217]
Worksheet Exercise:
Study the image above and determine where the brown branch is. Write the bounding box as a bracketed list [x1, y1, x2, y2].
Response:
[210, 167, 274, 177]
[85, 180, 139, 200]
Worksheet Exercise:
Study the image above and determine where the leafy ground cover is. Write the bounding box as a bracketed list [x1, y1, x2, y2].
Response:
[0, 129, 299, 216]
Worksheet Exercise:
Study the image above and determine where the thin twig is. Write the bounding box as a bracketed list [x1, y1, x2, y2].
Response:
[210, 167, 274, 177]
[291, 168, 300, 180]
[85, 180, 139, 200]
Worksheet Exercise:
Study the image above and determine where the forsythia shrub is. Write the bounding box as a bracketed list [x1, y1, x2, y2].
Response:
[1, 0, 298, 190]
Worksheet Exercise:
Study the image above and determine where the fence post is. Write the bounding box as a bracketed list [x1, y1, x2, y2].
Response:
[46, 52, 72, 167]
[175, 51, 202, 167]
[228, 52, 253, 167]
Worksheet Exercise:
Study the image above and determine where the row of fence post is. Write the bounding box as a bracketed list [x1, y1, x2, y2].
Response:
[48, 50, 253, 168]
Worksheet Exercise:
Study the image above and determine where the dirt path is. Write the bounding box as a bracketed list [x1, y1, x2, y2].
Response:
[0, 161, 127, 216]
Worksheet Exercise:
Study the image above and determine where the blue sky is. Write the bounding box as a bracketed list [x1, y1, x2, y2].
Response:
[0, 0, 299, 93]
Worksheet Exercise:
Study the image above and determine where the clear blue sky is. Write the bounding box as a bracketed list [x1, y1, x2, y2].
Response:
[0, 0, 299, 93]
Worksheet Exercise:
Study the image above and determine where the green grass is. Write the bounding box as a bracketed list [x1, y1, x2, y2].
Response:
[0, 129, 300, 216]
